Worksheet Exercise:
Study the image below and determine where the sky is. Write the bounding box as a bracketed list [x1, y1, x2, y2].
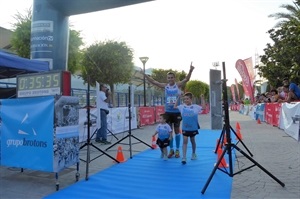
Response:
[0, 0, 295, 85]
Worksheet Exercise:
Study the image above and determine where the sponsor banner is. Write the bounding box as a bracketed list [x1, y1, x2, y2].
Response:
[78, 107, 138, 143]
[264, 103, 282, 127]
[155, 106, 165, 122]
[139, 107, 155, 126]
[54, 126, 79, 172]
[31, 20, 54, 69]
[1, 96, 54, 171]
[107, 107, 137, 134]
[235, 59, 254, 103]
[279, 102, 300, 141]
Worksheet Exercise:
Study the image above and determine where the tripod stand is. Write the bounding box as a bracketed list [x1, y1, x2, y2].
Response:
[80, 78, 119, 180]
[105, 85, 153, 158]
[214, 122, 253, 156]
[84, 113, 119, 141]
[201, 62, 285, 194]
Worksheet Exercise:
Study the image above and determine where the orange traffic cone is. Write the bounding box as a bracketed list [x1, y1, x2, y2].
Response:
[235, 129, 243, 140]
[214, 139, 222, 153]
[151, 136, 157, 149]
[115, 146, 126, 163]
[236, 122, 241, 130]
[216, 148, 229, 168]
[257, 118, 261, 124]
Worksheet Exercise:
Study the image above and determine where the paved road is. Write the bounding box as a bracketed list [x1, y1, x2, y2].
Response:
[0, 111, 299, 199]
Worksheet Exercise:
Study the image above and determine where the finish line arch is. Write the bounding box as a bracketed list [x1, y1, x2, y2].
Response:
[31, 0, 152, 71]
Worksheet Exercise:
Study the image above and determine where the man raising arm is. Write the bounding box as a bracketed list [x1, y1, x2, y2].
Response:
[142, 63, 195, 158]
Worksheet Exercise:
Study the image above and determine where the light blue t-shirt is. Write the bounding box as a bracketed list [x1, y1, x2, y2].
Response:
[289, 83, 300, 99]
[177, 104, 202, 131]
[165, 83, 181, 113]
[155, 123, 172, 140]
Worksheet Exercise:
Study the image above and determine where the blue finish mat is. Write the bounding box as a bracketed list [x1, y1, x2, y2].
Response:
[45, 129, 235, 199]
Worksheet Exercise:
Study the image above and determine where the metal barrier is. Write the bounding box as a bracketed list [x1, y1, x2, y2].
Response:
[0, 82, 163, 107]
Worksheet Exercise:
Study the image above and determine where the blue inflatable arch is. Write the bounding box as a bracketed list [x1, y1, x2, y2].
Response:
[31, 0, 152, 71]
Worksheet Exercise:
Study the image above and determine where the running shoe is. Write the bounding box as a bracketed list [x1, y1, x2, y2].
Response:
[168, 149, 174, 158]
[181, 158, 186, 164]
[163, 155, 168, 161]
[175, 149, 180, 158]
[160, 153, 164, 158]
[191, 153, 197, 160]
[101, 140, 111, 145]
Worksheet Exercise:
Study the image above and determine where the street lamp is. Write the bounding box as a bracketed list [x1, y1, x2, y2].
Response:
[139, 56, 149, 107]
[212, 62, 219, 69]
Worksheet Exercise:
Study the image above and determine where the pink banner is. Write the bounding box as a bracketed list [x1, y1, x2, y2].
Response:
[154, 106, 165, 122]
[243, 57, 255, 87]
[235, 59, 254, 103]
[230, 84, 236, 102]
[138, 107, 155, 126]
[235, 78, 240, 101]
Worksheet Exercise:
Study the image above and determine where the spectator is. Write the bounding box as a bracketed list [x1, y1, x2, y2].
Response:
[270, 89, 279, 102]
[282, 78, 300, 103]
[278, 85, 289, 103]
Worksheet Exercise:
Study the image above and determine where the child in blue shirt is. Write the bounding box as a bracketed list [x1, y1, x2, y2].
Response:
[175, 92, 205, 164]
[153, 114, 172, 160]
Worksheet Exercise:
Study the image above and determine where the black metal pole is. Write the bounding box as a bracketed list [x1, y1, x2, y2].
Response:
[143, 63, 146, 107]
[85, 75, 91, 180]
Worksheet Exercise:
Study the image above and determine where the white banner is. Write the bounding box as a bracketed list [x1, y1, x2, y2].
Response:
[279, 102, 300, 141]
[78, 107, 137, 142]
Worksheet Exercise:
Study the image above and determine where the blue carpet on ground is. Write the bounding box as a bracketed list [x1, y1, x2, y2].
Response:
[45, 129, 236, 199]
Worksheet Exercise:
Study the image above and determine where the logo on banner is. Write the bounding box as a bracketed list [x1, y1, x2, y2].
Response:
[6, 113, 47, 148]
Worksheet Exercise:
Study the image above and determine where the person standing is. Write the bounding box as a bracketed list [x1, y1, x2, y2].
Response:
[143, 63, 195, 158]
[174, 92, 205, 164]
[152, 114, 173, 160]
[95, 84, 111, 144]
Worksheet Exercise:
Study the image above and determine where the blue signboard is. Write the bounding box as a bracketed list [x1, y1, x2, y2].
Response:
[1, 96, 54, 171]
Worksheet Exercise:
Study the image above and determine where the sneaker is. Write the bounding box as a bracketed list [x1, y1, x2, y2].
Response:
[95, 139, 103, 143]
[175, 149, 180, 158]
[160, 153, 164, 158]
[181, 158, 186, 164]
[163, 155, 168, 161]
[191, 153, 197, 160]
[101, 140, 111, 145]
[168, 149, 174, 158]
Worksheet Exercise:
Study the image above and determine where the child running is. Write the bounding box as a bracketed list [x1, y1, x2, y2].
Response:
[174, 92, 205, 164]
[152, 114, 173, 160]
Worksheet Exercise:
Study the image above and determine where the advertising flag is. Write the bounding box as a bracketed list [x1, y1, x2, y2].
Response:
[235, 59, 254, 103]
[243, 57, 255, 87]
[235, 78, 240, 101]
[230, 84, 236, 102]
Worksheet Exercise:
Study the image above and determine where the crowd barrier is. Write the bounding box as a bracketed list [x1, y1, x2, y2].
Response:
[235, 102, 300, 141]
[78, 104, 211, 141]
[137, 104, 210, 127]
[78, 107, 138, 142]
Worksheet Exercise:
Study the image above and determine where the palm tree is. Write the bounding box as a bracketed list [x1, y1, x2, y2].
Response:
[268, 1, 300, 28]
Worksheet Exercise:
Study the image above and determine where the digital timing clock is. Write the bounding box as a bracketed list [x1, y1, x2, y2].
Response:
[17, 71, 71, 98]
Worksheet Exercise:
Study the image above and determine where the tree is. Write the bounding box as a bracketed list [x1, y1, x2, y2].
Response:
[68, 28, 84, 73]
[80, 40, 135, 105]
[185, 80, 209, 103]
[258, 1, 300, 86]
[149, 68, 187, 91]
[10, 8, 84, 73]
[10, 8, 31, 58]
